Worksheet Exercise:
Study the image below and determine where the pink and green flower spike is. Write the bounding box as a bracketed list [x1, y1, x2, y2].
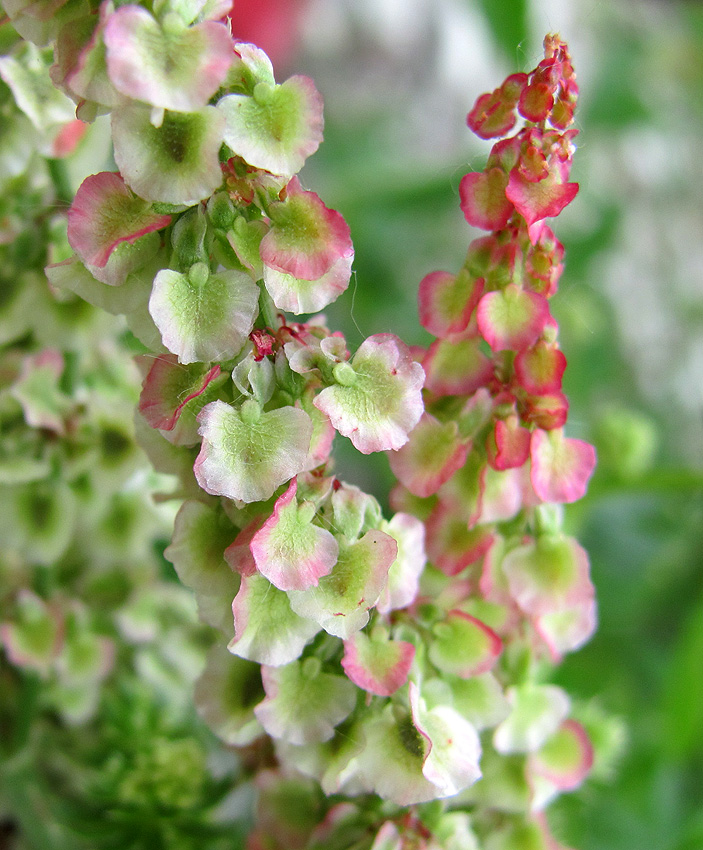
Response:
[5, 18, 605, 845]
[314, 334, 424, 454]
[104, 7, 233, 111]
[148, 264, 259, 364]
[255, 658, 357, 744]
[250, 478, 339, 591]
[194, 399, 313, 503]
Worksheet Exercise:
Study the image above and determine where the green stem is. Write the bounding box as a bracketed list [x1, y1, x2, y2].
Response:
[257, 282, 280, 331]
[47, 158, 73, 209]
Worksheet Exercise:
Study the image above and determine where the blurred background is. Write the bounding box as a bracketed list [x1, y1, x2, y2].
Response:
[233, 0, 703, 847]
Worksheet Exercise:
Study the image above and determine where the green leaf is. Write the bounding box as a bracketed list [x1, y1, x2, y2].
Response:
[662, 598, 703, 759]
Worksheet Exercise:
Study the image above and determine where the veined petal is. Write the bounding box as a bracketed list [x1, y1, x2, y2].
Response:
[530, 428, 596, 503]
[314, 334, 424, 454]
[229, 573, 320, 666]
[218, 75, 323, 176]
[195, 400, 313, 503]
[288, 531, 397, 639]
[112, 103, 225, 205]
[67, 172, 172, 268]
[148, 265, 259, 364]
[250, 478, 339, 591]
[104, 7, 233, 111]
[260, 177, 353, 281]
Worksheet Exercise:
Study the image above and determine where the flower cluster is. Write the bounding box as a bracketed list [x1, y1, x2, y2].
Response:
[1, 3, 603, 846]
[240, 35, 600, 850]
[18, 0, 450, 810]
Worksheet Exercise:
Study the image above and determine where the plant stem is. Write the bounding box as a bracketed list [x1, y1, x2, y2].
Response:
[257, 282, 280, 331]
[47, 159, 73, 209]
